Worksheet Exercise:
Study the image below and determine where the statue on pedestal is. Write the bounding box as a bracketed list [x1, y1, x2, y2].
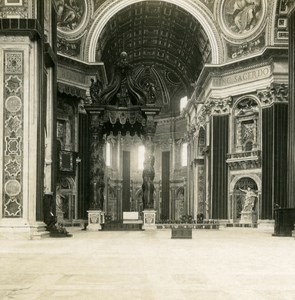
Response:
[239, 187, 257, 212]
[90, 168, 105, 211]
[142, 170, 155, 210]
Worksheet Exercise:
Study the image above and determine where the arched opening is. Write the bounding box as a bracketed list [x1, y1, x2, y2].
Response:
[90, 1, 216, 117]
[85, 0, 222, 64]
[233, 177, 258, 221]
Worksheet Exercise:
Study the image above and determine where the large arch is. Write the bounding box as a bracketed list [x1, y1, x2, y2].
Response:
[83, 0, 224, 64]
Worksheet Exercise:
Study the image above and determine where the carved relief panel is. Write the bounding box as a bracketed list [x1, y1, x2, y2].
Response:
[175, 187, 184, 221]
[57, 100, 75, 151]
[197, 127, 206, 157]
[234, 98, 260, 152]
[197, 165, 205, 215]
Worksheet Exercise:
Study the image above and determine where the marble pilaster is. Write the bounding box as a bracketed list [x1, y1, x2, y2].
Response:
[0, 36, 48, 239]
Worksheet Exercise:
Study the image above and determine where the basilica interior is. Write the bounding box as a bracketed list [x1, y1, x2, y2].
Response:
[1, 0, 295, 239]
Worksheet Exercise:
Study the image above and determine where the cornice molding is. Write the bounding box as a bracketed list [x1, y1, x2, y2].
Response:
[192, 47, 288, 102]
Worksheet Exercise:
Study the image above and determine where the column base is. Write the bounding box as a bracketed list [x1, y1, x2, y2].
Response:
[142, 210, 157, 230]
[0, 219, 49, 240]
[87, 210, 105, 231]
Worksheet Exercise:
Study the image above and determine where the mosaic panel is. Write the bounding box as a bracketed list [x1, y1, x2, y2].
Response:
[3, 51, 24, 217]
[5, 52, 22, 74]
[222, 0, 264, 36]
[56, 0, 86, 32]
[175, 188, 184, 221]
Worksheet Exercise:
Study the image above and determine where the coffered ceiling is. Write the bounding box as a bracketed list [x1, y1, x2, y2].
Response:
[95, 1, 212, 113]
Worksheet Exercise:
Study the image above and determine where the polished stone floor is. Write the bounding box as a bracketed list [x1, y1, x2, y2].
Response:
[0, 228, 295, 300]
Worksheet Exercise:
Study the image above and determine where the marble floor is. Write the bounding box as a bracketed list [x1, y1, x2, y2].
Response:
[0, 228, 295, 300]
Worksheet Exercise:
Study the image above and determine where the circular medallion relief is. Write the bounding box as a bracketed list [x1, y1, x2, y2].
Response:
[222, 0, 264, 38]
[56, 0, 87, 34]
[5, 96, 22, 113]
[5, 180, 21, 197]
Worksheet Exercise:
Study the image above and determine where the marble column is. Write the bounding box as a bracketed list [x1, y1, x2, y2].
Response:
[142, 113, 157, 211]
[287, 8, 295, 208]
[89, 116, 105, 212]
[142, 136, 155, 210]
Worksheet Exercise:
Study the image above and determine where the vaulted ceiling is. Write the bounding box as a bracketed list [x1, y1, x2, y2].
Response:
[96, 1, 212, 115]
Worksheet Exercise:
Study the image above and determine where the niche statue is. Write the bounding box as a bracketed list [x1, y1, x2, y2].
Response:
[239, 187, 257, 212]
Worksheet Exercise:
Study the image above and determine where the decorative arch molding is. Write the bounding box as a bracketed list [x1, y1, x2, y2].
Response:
[230, 174, 261, 193]
[232, 94, 262, 112]
[135, 187, 143, 198]
[175, 186, 184, 197]
[83, 0, 224, 64]
[57, 176, 77, 194]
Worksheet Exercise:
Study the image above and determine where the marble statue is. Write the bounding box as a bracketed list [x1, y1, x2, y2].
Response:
[239, 187, 257, 211]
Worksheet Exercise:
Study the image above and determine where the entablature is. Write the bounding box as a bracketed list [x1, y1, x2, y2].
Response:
[191, 47, 288, 104]
[226, 150, 262, 171]
[57, 54, 107, 99]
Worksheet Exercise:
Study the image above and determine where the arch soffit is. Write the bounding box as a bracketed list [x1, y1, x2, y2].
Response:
[230, 174, 261, 193]
[84, 0, 223, 64]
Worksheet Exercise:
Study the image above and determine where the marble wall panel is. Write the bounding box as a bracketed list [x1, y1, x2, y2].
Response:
[2, 51, 24, 217]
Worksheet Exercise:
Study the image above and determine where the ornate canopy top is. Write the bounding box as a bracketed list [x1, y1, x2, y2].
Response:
[89, 52, 151, 107]
[86, 52, 161, 136]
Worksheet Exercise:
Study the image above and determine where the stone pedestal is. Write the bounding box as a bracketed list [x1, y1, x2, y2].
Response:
[142, 210, 156, 230]
[87, 210, 105, 231]
[240, 211, 257, 224]
[273, 208, 295, 236]
[56, 209, 64, 224]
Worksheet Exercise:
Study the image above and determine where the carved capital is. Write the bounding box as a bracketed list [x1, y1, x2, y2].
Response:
[210, 97, 232, 115]
[257, 83, 288, 106]
[196, 96, 232, 126]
